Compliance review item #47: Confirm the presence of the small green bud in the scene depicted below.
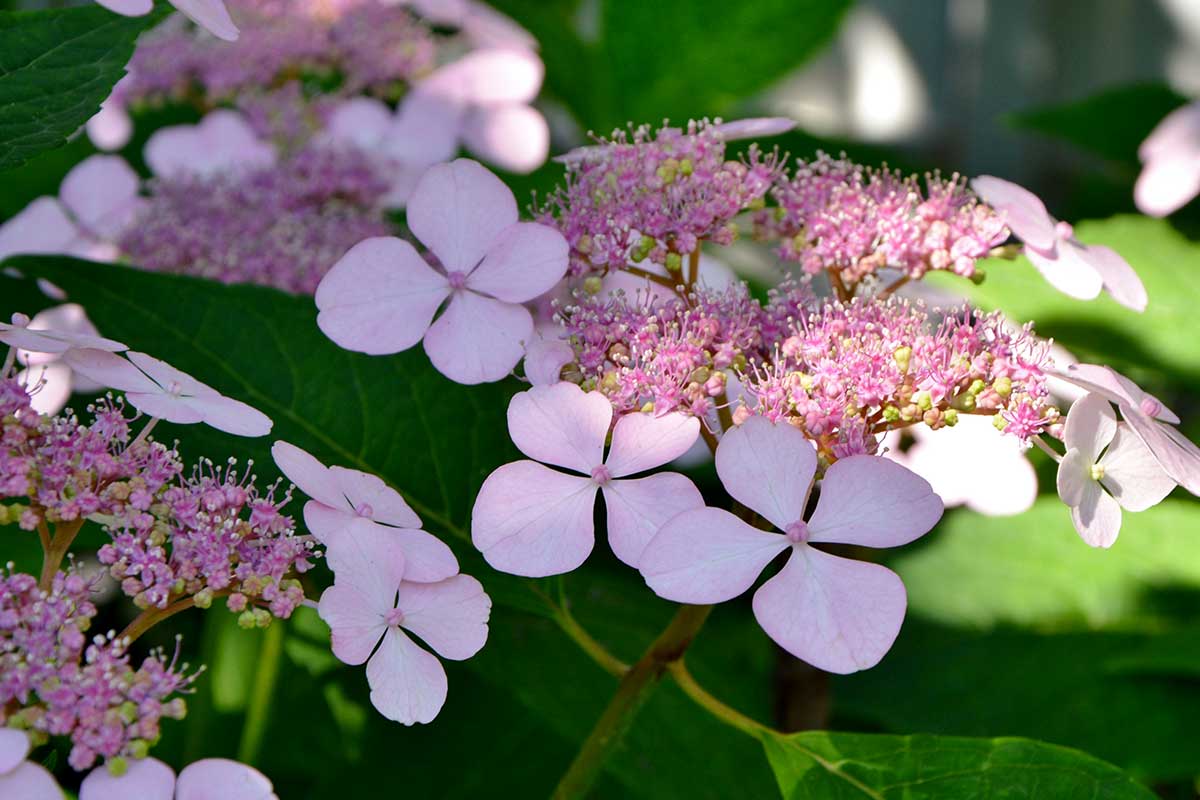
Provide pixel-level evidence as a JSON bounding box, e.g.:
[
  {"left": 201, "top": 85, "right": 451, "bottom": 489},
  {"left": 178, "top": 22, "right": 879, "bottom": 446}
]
[
  {"left": 678, "top": 158, "right": 694, "bottom": 176},
  {"left": 881, "top": 405, "right": 901, "bottom": 423},
  {"left": 107, "top": 757, "right": 129, "bottom": 777},
  {"left": 238, "top": 610, "right": 257, "bottom": 630},
  {"left": 893, "top": 346, "right": 912, "bottom": 372},
  {"left": 952, "top": 393, "right": 977, "bottom": 412},
  {"left": 194, "top": 589, "right": 213, "bottom": 610},
  {"left": 992, "top": 376, "right": 1012, "bottom": 397},
  {"left": 664, "top": 252, "right": 683, "bottom": 273},
  {"left": 967, "top": 379, "right": 986, "bottom": 396},
  {"left": 969, "top": 270, "right": 987, "bottom": 286},
  {"left": 943, "top": 409, "right": 959, "bottom": 427},
  {"left": 992, "top": 413, "right": 1008, "bottom": 431},
  {"left": 914, "top": 391, "right": 933, "bottom": 411},
  {"left": 128, "top": 739, "right": 150, "bottom": 760},
  {"left": 119, "top": 701, "right": 138, "bottom": 724}
]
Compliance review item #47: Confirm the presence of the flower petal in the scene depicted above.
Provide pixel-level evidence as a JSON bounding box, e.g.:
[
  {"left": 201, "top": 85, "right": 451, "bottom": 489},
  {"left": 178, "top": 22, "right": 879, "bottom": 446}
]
[
  {"left": 970, "top": 175, "right": 1057, "bottom": 252},
  {"left": 1069, "top": 478, "right": 1122, "bottom": 548},
  {"left": 176, "top": 759, "right": 277, "bottom": 800},
  {"left": 711, "top": 117, "right": 796, "bottom": 140},
  {"left": 366, "top": 627, "right": 448, "bottom": 725},
  {"left": 1056, "top": 448, "right": 1091, "bottom": 508},
  {"left": 602, "top": 472, "right": 705, "bottom": 567},
  {"left": 329, "top": 466, "right": 422, "bottom": 529},
  {"left": 145, "top": 111, "right": 273, "bottom": 178},
  {"left": 316, "top": 236, "right": 450, "bottom": 356},
  {"left": 1140, "top": 101, "right": 1200, "bottom": 162},
  {"left": 317, "top": 582, "right": 387, "bottom": 665},
  {"left": 1060, "top": 363, "right": 1179, "bottom": 424},
  {"left": 80, "top": 757, "right": 175, "bottom": 800},
  {"left": 321, "top": 516, "right": 459, "bottom": 583},
  {"left": 1063, "top": 393, "right": 1117, "bottom": 460},
  {"left": 1084, "top": 244, "right": 1147, "bottom": 311},
  {"left": 180, "top": 395, "right": 273, "bottom": 437},
  {"left": 407, "top": 159, "right": 518, "bottom": 274},
  {"left": 388, "top": 91, "right": 463, "bottom": 167},
  {"left": 466, "top": 222, "right": 568, "bottom": 303},
  {"left": 423, "top": 290, "right": 532, "bottom": 384},
  {"left": 471, "top": 460, "right": 598, "bottom": 577},
  {"left": 461, "top": 104, "right": 550, "bottom": 174},
  {"left": 0, "top": 761, "right": 63, "bottom": 800},
  {"left": 639, "top": 507, "right": 788, "bottom": 603},
  {"left": 94, "top": 0, "right": 153, "bottom": 14},
  {"left": 715, "top": 416, "right": 816, "bottom": 530},
  {"left": 806, "top": 455, "right": 943, "bottom": 548},
  {"left": 523, "top": 337, "right": 574, "bottom": 386},
  {"left": 752, "top": 546, "right": 908, "bottom": 674},
  {"left": 167, "top": 0, "right": 240, "bottom": 41},
  {"left": 319, "top": 97, "right": 394, "bottom": 151},
  {"left": 396, "top": 574, "right": 491, "bottom": 660},
  {"left": 271, "top": 441, "right": 346, "bottom": 509},
  {"left": 0, "top": 197, "right": 82, "bottom": 260},
  {"left": 1121, "top": 409, "right": 1200, "bottom": 497},
  {"left": 1025, "top": 242, "right": 1104, "bottom": 301},
  {"left": 506, "top": 382, "right": 611, "bottom": 473},
  {"left": 1100, "top": 424, "right": 1177, "bottom": 511},
  {"left": 59, "top": 155, "right": 142, "bottom": 241},
  {"left": 0, "top": 729, "right": 30, "bottom": 774},
  {"left": 62, "top": 349, "right": 159, "bottom": 393},
  {"left": 420, "top": 48, "right": 543, "bottom": 105},
  {"left": 320, "top": 518, "right": 407, "bottom": 612},
  {"left": 605, "top": 411, "right": 700, "bottom": 478},
  {"left": 1135, "top": 155, "right": 1200, "bottom": 217}
]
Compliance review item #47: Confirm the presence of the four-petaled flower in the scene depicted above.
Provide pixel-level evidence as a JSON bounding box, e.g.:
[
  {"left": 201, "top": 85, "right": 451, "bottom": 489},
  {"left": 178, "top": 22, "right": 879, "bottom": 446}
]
[
  {"left": 1056, "top": 393, "right": 1175, "bottom": 548},
  {"left": 318, "top": 525, "right": 491, "bottom": 725},
  {"left": 472, "top": 382, "right": 703, "bottom": 576},
  {"left": 80, "top": 756, "right": 277, "bottom": 800},
  {"left": 639, "top": 416, "right": 943, "bottom": 674},
  {"left": 271, "top": 441, "right": 458, "bottom": 582},
  {"left": 971, "top": 176, "right": 1147, "bottom": 311},
  {"left": 64, "top": 349, "right": 272, "bottom": 437},
  {"left": 316, "top": 159, "right": 568, "bottom": 384}
]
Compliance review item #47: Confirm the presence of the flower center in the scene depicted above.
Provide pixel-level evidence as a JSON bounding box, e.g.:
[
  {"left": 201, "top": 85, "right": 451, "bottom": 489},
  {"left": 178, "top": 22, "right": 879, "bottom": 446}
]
[
  {"left": 590, "top": 465, "right": 612, "bottom": 485},
  {"left": 1054, "top": 220, "right": 1074, "bottom": 240},
  {"left": 785, "top": 520, "right": 809, "bottom": 543},
  {"left": 355, "top": 502, "right": 374, "bottom": 518},
  {"left": 383, "top": 607, "right": 404, "bottom": 627},
  {"left": 446, "top": 270, "right": 469, "bottom": 290},
  {"left": 1089, "top": 463, "right": 1106, "bottom": 481},
  {"left": 1140, "top": 397, "right": 1162, "bottom": 417}
]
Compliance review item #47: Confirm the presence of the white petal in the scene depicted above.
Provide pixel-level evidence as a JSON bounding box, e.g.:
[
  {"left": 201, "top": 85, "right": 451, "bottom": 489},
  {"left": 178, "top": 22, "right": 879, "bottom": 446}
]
[{"left": 1100, "top": 424, "right": 1177, "bottom": 512}]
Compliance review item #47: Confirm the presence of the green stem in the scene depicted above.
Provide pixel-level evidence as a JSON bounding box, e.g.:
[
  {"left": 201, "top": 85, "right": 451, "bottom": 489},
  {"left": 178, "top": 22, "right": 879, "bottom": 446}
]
[
  {"left": 667, "top": 661, "right": 770, "bottom": 738},
  {"left": 238, "top": 619, "right": 285, "bottom": 765},
  {"left": 553, "top": 604, "right": 629, "bottom": 678},
  {"left": 39, "top": 518, "right": 84, "bottom": 590},
  {"left": 551, "top": 604, "right": 713, "bottom": 799}
]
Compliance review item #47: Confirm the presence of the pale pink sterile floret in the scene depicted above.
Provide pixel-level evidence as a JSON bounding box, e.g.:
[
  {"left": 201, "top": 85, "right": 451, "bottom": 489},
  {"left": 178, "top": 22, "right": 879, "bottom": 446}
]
[
  {"left": 1135, "top": 101, "right": 1200, "bottom": 217},
  {"left": 271, "top": 441, "right": 458, "bottom": 582},
  {"left": 1056, "top": 393, "right": 1176, "bottom": 548},
  {"left": 11, "top": 304, "right": 116, "bottom": 415},
  {"left": 94, "top": 0, "right": 240, "bottom": 42},
  {"left": 970, "top": 175, "right": 1147, "bottom": 311},
  {"left": 1, "top": 310, "right": 125, "bottom": 356},
  {"left": 317, "top": 526, "right": 491, "bottom": 725},
  {"left": 471, "top": 382, "right": 704, "bottom": 575},
  {"left": 639, "top": 416, "right": 943, "bottom": 674},
  {"left": 80, "top": 756, "right": 278, "bottom": 800},
  {"left": 0, "top": 729, "right": 61, "bottom": 800},
  {"left": 145, "top": 111, "right": 276, "bottom": 180},
  {"left": 1056, "top": 363, "right": 1200, "bottom": 497},
  {"left": 63, "top": 349, "right": 272, "bottom": 437},
  {"left": 315, "top": 159, "right": 569, "bottom": 384},
  {"left": 883, "top": 415, "right": 1037, "bottom": 517}
]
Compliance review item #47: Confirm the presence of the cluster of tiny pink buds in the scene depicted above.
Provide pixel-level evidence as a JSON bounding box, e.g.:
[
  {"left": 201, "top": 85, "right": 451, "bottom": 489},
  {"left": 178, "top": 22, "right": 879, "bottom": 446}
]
[
  {"left": 99, "top": 457, "right": 314, "bottom": 621},
  {"left": 540, "top": 120, "right": 782, "bottom": 277},
  {"left": 754, "top": 153, "right": 1009, "bottom": 284},
  {"left": 743, "top": 296, "right": 1060, "bottom": 459},
  {"left": 0, "top": 567, "right": 194, "bottom": 772}
]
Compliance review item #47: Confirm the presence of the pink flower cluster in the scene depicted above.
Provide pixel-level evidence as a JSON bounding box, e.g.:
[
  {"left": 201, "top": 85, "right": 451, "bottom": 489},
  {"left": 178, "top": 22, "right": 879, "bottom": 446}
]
[
  {"left": 539, "top": 120, "right": 782, "bottom": 277},
  {"left": 0, "top": 568, "right": 193, "bottom": 771},
  {"left": 754, "top": 154, "right": 1009, "bottom": 283}
]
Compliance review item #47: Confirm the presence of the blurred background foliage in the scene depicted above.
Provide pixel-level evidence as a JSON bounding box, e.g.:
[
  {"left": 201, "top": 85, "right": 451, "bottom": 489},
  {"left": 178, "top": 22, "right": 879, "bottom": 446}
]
[{"left": 4, "top": 0, "right": 1200, "bottom": 797}]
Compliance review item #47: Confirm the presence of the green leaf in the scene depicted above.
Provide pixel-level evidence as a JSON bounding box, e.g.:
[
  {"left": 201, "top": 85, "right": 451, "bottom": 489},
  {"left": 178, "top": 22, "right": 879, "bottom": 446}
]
[
  {"left": 762, "top": 730, "right": 1155, "bottom": 799},
  {"left": 0, "top": 5, "right": 160, "bottom": 173},
  {"left": 1008, "top": 83, "right": 1186, "bottom": 167},
  {"left": 892, "top": 498, "right": 1200, "bottom": 631}
]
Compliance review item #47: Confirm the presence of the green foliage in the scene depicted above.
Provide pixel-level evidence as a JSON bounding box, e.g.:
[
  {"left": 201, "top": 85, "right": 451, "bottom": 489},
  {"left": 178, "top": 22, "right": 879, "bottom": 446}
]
[
  {"left": 0, "top": 5, "right": 160, "bottom": 173},
  {"left": 762, "top": 730, "right": 1155, "bottom": 799}
]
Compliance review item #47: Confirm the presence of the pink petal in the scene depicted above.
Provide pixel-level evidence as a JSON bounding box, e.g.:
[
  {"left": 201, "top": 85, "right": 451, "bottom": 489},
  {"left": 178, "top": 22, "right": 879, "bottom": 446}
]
[
  {"left": 320, "top": 519, "right": 407, "bottom": 613},
  {"left": 0, "top": 729, "right": 30, "bottom": 774},
  {"left": 465, "top": 222, "right": 568, "bottom": 303},
  {"left": 0, "top": 761, "right": 63, "bottom": 800},
  {"left": 396, "top": 574, "right": 491, "bottom": 660},
  {"left": 1025, "top": 242, "right": 1104, "bottom": 301},
  {"left": 506, "top": 382, "right": 611, "bottom": 473},
  {"left": 1, "top": 321, "right": 124, "bottom": 355},
  {"left": 145, "top": 111, "right": 273, "bottom": 178},
  {"left": 806, "top": 455, "right": 943, "bottom": 548},
  {"left": 420, "top": 49, "right": 544, "bottom": 105},
  {"left": 179, "top": 394, "right": 272, "bottom": 437},
  {"left": 1100, "top": 424, "right": 1177, "bottom": 511},
  {"left": 319, "top": 516, "right": 459, "bottom": 583},
  {"left": 271, "top": 441, "right": 345, "bottom": 509},
  {"left": 366, "top": 627, "right": 448, "bottom": 725},
  {"left": 388, "top": 91, "right": 463, "bottom": 167},
  {"left": 523, "top": 337, "right": 574, "bottom": 386},
  {"left": 970, "top": 175, "right": 1057, "bottom": 252},
  {"left": 94, "top": 0, "right": 153, "bottom": 14},
  {"left": 1069, "top": 478, "right": 1122, "bottom": 548},
  {"left": 176, "top": 759, "right": 277, "bottom": 800},
  {"left": 604, "top": 411, "right": 700, "bottom": 478},
  {"left": 639, "top": 507, "right": 788, "bottom": 603},
  {"left": 470, "top": 460, "right": 598, "bottom": 577},
  {"left": 1063, "top": 393, "right": 1117, "bottom": 460},
  {"left": 124, "top": 391, "right": 205, "bottom": 425},
  {"left": 714, "top": 416, "right": 816, "bottom": 530},
  {"left": 458, "top": 1, "right": 538, "bottom": 49},
  {"left": 0, "top": 197, "right": 82, "bottom": 260},
  {"left": 601, "top": 472, "right": 705, "bottom": 567},
  {"left": 167, "top": 0, "right": 239, "bottom": 42},
  {"left": 18, "top": 363, "right": 73, "bottom": 416},
  {"left": 317, "top": 582, "right": 386, "bottom": 665},
  {"left": 1056, "top": 448, "right": 1091, "bottom": 508},
  {"left": 329, "top": 466, "right": 422, "bottom": 529},
  {"left": 753, "top": 546, "right": 907, "bottom": 674},
  {"left": 320, "top": 97, "right": 394, "bottom": 151},
  {"left": 87, "top": 92, "right": 133, "bottom": 151},
  {"left": 1135, "top": 156, "right": 1200, "bottom": 217},
  {"left": 80, "top": 757, "right": 175, "bottom": 800},
  {"left": 20, "top": 304, "right": 105, "bottom": 365},
  {"left": 62, "top": 349, "right": 158, "bottom": 393},
  {"left": 422, "top": 290, "right": 532, "bottom": 384},
  {"left": 315, "top": 236, "right": 450, "bottom": 356},
  {"left": 59, "top": 155, "right": 142, "bottom": 241},
  {"left": 1122, "top": 409, "right": 1200, "bottom": 497},
  {"left": 711, "top": 117, "right": 796, "bottom": 140},
  {"left": 1139, "top": 101, "right": 1200, "bottom": 162},
  {"left": 1061, "top": 363, "right": 1179, "bottom": 424},
  {"left": 461, "top": 104, "right": 550, "bottom": 174},
  {"left": 1084, "top": 244, "right": 1147, "bottom": 311},
  {"left": 407, "top": 159, "right": 518, "bottom": 274}
]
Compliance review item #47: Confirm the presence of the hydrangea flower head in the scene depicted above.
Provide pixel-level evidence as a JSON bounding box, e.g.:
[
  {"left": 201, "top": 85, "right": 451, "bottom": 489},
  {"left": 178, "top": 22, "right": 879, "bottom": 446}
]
[
  {"left": 472, "top": 382, "right": 703, "bottom": 575},
  {"left": 316, "top": 159, "right": 569, "bottom": 384},
  {"left": 639, "top": 416, "right": 943, "bottom": 673}
]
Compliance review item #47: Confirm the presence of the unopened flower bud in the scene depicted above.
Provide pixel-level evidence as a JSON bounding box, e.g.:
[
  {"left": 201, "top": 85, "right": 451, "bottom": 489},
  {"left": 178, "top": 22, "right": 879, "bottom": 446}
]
[
  {"left": 992, "top": 376, "right": 1012, "bottom": 397},
  {"left": 967, "top": 379, "right": 986, "bottom": 396},
  {"left": 881, "top": 405, "right": 900, "bottom": 422},
  {"left": 665, "top": 252, "right": 683, "bottom": 273},
  {"left": 194, "top": 589, "right": 213, "bottom": 609},
  {"left": 238, "top": 611, "right": 257, "bottom": 629},
  {"left": 582, "top": 276, "right": 603, "bottom": 295},
  {"left": 943, "top": 409, "right": 959, "bottom": 426},
  {"left": 952, "top": 393, "right": 977, "bottom": 412},
  {"left": 108, "top": 757, "right": 129, "bottom": 777},
  {"left": 914, "top": 391, "right": 933, "bottom": 411},
  {"left": 893, "top": 346, "right": 912, "bottom": 371}
]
